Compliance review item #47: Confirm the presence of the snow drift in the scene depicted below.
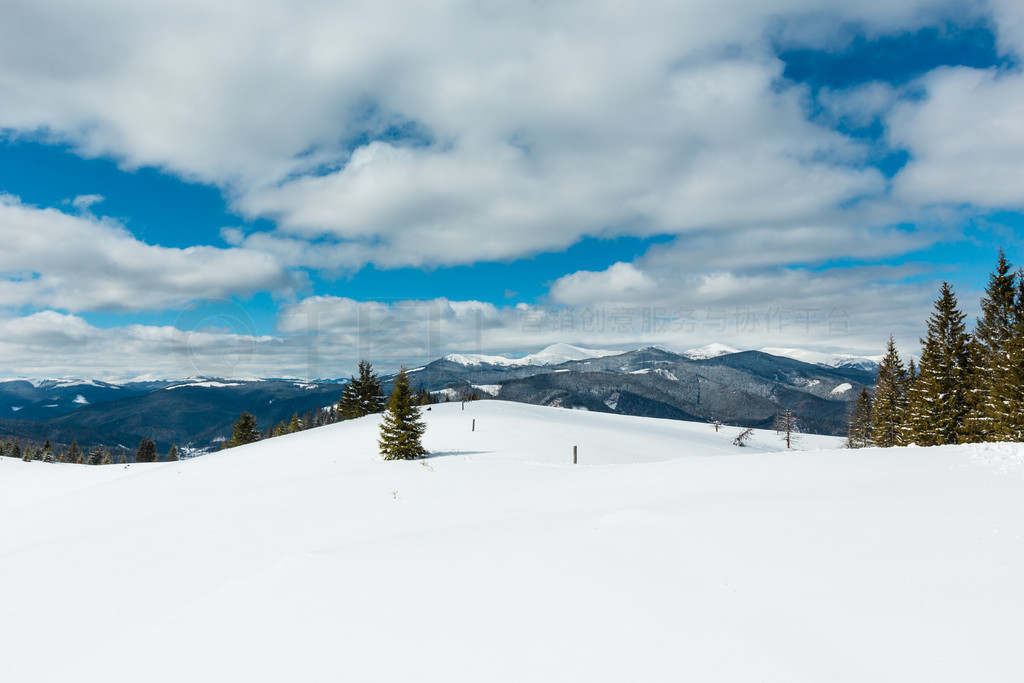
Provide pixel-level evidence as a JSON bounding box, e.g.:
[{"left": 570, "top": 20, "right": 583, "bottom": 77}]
[{"left": 1, "top": 401, "right": 1022, "bottom": 682}]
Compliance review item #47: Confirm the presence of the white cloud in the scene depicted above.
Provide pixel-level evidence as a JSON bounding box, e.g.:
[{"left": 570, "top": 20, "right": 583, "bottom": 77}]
[
  {"left": 889, "top": 67, "right": 1024, "bottom": 209},
  {"left": 0, "top": 0, "right": 972, "bottom": 273},
  {"left": 0, "top": 195, "right": 291, "bottom": 312}
]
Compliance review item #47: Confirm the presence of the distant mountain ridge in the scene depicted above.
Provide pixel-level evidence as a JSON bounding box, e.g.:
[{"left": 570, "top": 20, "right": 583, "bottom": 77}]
[{"left": 0, "top": 343, "right": 878, "bottom": 452}]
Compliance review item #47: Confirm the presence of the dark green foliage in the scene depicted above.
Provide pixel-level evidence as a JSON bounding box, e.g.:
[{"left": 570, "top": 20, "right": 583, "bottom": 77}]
[
  {"left": 847, "top": 386, "right": 873, "bottom": 448},
  {"left": 87, "top": 446, "right": 105, "bottom": 466},
  {"left": 378, "top": 367, "right": 428, "bottom": 460},
  {"left": 167, "top": 445, "right": 179, "bottom": 462},
  {"left": 67, "top": 439, "right": 81, "bottom": 464},
  {"left": 905, "top": 282, "right": 974, "bottom": 446},
  {"left": 135, "top": 438, "right": 157, "bottom": 463},
  {"left": 870, "top": 336, "right": 908, "bottom": 447},
  {"left": 225, "top": 412, "right": 262, "bottom": 449},
  {"left": 339, "top": 361, "right": 386, "bottom": 419}
]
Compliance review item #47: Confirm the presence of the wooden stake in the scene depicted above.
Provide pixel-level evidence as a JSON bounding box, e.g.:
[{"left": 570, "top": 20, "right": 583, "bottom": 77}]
[
  {"left": 573, "top": 445, "right": 577, "bottom": 465},
  {"left": 472, "top": 419, "right": 475, "bottom": 432}
]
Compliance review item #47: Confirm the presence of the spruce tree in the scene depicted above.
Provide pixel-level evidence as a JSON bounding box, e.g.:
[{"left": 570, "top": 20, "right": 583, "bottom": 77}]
[
  {"left": 906, "top": 282, "right": 974, "bottom": 445},
  {"left": 135, "top": 438, "right": 157, "bottom": 463},
  {"left": 167, "top": 445, "right": 179, "bottom": 462},
  {"left": 966, "top": 250, "right": 1017, "bottom": 440},
  {"left": 870, "top": 336, "right": 908, "bottom": 447},
  {"left": 378, "top": 366, "right": 428, "bottom": 460},
  {"left": 847, "top": 386, "right": 873, "bottom": 448},
  {"left": 225, "top": 412, "right": 262, "bottom": 448},
  {"left": 87, "top": 446, "right": 105, "bottom": 466},
  {"left": 67, "top": 439, "right": 81, "bottom": 464},
  {"left": 339, "top": 360, "right": 386, "bottom": 419}
]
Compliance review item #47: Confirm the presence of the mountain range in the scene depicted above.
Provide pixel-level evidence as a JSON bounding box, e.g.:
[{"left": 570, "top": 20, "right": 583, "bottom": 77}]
[{"left": 0, "top": 344, "right": 877, "bottom": 453}]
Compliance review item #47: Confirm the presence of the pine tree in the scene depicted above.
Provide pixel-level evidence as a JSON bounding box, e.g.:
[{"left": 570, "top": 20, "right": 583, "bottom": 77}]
[
  {"left": 906, "top": 282, "right": 974, "bottom": 446},
  {"left": 847, "top": 386, "right": 873, "bottom": 448},
  {"left": 963, "top": 250, "right": 1016, "bottom": 440},
  {"left": 167, "top": 445, "right": 179, "bottom": 462},
  {"left": 87, "top": 446, "right": 105, "bottom": 466},
  {"left": 773, "top": 409, "right": 799, "bottom": 449},
  {"left": 225, "top": 412, "right": 262, "bottom": 449},
  {"left": 67, "top": 439, "right": 81, "bottom": 464},
  {"left": 339, "top": 361, "right": 386, "bottom": 419},
  {"left": 135, "top": 438, "right": 157, "bottom": 463},
  {"left": 101, "top": 450, "right": 113, "bottom": 465},
  {"left": 273, "top": 421, "right": 288, "bottom": 437},
  {"left": 378, "top": 367, "right": 428, "bottom": 460},
  {"left": 870, "top": 336, "right": 908, "bottom": 447}
]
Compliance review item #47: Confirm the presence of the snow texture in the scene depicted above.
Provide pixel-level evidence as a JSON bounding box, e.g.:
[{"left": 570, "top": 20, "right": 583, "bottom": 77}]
[{"left": 1, "top": 401, "right": 1022, "bottom": 682}]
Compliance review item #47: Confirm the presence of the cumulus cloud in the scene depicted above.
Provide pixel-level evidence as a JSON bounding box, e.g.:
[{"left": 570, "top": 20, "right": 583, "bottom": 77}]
[
  {"left": 0, "top": 0, "right": 978, "bottom": 273},
  {"left": 0, "top": 195, "right": 291, "bottom": 312},
  {"left": 888, "top": 67, "right": 1024, "bottom": 209}
]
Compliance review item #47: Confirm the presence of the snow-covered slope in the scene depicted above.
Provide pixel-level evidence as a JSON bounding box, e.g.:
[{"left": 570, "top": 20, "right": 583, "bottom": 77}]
[
  {"left": 2, "top": 402, "right": 1022, "bottom": 682},
  {"left": 444, "top": 342, "right": 617, "bottom": 367}
]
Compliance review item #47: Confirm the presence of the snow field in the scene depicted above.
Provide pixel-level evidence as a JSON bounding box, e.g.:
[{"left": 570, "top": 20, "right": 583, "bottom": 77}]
[{"left": 1, "top": 401, "right": 1022, "bottom": 682}]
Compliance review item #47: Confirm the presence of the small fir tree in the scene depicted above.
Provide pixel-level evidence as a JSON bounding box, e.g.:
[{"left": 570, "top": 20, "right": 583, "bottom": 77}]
[
  {"left": 847, "top": 386, "right": 873, "bottom": 448},
  {"left": 167, "top": 445, "right": 179, "bottom": 462},
  {"left": 870, "top": 336, "right": 908, "bottom": 447},
  {"left": 906, "top": 282, "right": 974, "bottom": 446},
  {"left": 339, "top": 361, "right": 386, "bottom": 419},
  {"left": 378, "top": 367, "right": 428, "bottom": 460},
  {"left": 135, "top": 438, "right": 157, "bottom": 463},
  {"left": 225, "top": 412, "right": 262, "bottom": 448},
  {"left": 67, "top": 439, "right": 82, "bottom": 464}
]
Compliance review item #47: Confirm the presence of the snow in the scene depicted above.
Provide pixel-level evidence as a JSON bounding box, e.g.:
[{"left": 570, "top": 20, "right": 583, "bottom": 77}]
[
  {"left": 10, "top": 406, "right": 22, "bottom": 412},
  {"left": 444, "top": 343, "right": 617, "bottom": 367},
  {"left": 164, "top": 381, "right": 243, "bottom": 390},
  {"left": 1, "top": 401, "right": 1022, "bottom": 682},
  {"left": 829, "top": 382, "right": 854, "bottom": 396},
  {"left": 684, "top": 342, "right": 741, "bottom": 359},
  {"left": 471, "top": 384, "right": 501, "bottom": 396},
  {"left": 73, "top": 394, "right": 89, "bottom": 404},
  {"left": 760, "top": 346, "right": 882, "bottom": 371}
]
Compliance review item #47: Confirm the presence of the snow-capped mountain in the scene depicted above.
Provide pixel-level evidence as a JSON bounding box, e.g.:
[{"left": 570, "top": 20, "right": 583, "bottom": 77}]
[
  {"left": 443, "top": 343, "right": 618, "bottom": 367},
  {"left": 758, "top": 347, "right": 881, "bottom": 372},
  {"left": 684, "top": 342, "right": 741, "bottom": 360}
]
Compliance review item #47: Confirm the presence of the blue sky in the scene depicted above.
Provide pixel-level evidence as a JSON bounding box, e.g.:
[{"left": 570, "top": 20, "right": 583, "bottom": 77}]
[{"left": 1, "top": 0, "right": 1023, "bottom": 378}]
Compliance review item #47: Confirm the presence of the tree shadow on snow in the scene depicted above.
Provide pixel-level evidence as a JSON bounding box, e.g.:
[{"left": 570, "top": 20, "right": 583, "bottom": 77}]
[{"left": 422, "top": 450, "right": 493, "bottom": 459}]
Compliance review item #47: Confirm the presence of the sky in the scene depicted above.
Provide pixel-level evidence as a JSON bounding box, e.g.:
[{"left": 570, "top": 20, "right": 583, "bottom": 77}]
[{"left": 2, "top": 0, "right": 1024, "bottom": 379}]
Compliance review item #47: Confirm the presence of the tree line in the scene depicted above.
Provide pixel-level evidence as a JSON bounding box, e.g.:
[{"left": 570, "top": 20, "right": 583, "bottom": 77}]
[
  {"left": 0, "top": 435, "right": 178, "bottom": 465},
  {"left": 848, "top": 249, "right": 1024, "bottom": 447},
  {"left": 223, "top": 360, "right": 433, "bottom": 460}
]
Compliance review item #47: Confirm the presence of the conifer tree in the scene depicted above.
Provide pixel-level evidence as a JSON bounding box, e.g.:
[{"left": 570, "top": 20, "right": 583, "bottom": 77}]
[
  {"left": 378, "top": 366, "right": 428, "bottom": 460},
  {"left": 87, "top": 446, "right": 105, "bottom": 466},
  {"left": 968, "top": 250, "right": 1018, "bottom": 440},
  {"left": 67, "top": 439, "right": 81, "bottom": 464},
  {"left": 870, "top": 336, "right": 908, "bottom": 447},
  {"left": 273, "top": 421, "right": 288, "bottom": 437},
  {"left": 847, "top": 386, "right": 873, "bottom": 448},
  {"left": 906, "top": 282, "right": 974, "bottom": 445},
  {"left": 167, "top": 445, "right": 179, "bottom": 462},
  {"left": 225, "top": 412, "right": 262, "bottom": 448},
  {"left": 12, "top": 438, "right": 21, "bottom": 460},
  {"left": 339, "top": 360, "right": 386, "bottom": 419},
  {"left": 135, "top": 438, "right": 157, "bottom": 463},
  {"left": 101, "top": 451, "right": 113, "bottom": 465}
]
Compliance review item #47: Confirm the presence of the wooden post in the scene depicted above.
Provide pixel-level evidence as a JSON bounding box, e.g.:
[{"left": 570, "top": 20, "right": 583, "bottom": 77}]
[
  {"left": 573, "top": 445, "right": 577, "bottom": 465},
  {"left": 472, "top": 419, "right": 475, "bottom": 432}
]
